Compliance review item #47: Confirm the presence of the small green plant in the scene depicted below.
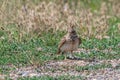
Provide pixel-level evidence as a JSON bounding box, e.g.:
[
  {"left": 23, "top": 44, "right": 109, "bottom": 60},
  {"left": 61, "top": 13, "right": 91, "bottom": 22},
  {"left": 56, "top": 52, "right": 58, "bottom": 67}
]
[
  {"left": 76, "top": 64, "right": 112, "bottom": 72},
  {"left": 18, "top": 75, "right": 85, "bottom": 80},
  {"left": 0, "top": 0, "right": 120, "bottom": 79}
]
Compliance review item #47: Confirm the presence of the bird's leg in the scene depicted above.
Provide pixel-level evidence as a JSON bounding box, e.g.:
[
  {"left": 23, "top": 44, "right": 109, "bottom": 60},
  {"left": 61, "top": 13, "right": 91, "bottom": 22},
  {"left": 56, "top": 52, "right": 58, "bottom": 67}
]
[
  {"left": 67, "top": 51, "right": 74, "bottom": 59},
  {"left": 64, "top": 54, "right": 67, "bottom": 60},
  {"left": 64, "top": 52, "right": 69, "bottom": 60},
  {"left": 68, "top": 51, "right": 81, "bottom": 60},
  {"left": 62, "top": 51, "right": 67, "bottom": 60}
]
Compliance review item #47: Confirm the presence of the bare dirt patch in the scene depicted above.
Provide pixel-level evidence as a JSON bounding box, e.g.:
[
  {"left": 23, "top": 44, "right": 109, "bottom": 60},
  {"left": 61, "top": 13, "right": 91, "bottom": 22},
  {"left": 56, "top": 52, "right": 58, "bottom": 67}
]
[{"left": 7, "top": 59, "right": 120, "bottom": 80}]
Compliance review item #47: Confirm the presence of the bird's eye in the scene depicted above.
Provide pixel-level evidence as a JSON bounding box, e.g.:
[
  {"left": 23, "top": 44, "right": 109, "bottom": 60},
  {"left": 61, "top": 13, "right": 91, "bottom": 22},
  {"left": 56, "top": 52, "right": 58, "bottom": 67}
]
[{"left": 72, "top": 31, "right": 75, "bottom": 33}]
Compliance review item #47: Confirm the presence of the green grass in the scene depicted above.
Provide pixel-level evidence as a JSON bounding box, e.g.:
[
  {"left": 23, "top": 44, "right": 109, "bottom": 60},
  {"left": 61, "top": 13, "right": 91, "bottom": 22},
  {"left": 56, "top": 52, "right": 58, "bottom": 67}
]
[
  {"left": 17, "top": 75, "right": 85, "bottom": 80},
  {"left": 0, "top": 18, "right": 120, "bottom": 73},
  {"left": 0, "top": 31, "right": 66, "bottom": 66},
  {"left": 76, "top": 64, "right": 112, "bottom": 72},
  {"left": 0, "top": 0, "right": 120, "bottom": 79},
  {"left": 0, "top": 29, "right": 119, "bottom": 65},
  {"left": 75, "top": 37, "right": 120, "bottom": 60}
]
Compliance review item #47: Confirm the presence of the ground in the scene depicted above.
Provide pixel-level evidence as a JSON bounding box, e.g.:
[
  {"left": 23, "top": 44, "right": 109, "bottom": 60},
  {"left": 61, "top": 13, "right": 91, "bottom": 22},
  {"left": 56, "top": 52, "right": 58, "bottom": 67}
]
[
  {"left": 1, "top": 48, "right": 120, "bottom": 80},
  {"left": 0, "top": 0, "right": 120, "bottom": 80},
  {"left": 1, "top": 57, "right": 120, "bottom": 80}
]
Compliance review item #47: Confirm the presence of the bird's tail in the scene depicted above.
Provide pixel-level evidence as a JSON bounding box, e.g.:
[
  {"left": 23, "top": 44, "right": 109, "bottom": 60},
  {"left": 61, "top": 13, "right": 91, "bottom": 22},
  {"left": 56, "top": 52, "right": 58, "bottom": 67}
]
[{"left": 57, "top": 49, "right": 61, "bottom": 54}]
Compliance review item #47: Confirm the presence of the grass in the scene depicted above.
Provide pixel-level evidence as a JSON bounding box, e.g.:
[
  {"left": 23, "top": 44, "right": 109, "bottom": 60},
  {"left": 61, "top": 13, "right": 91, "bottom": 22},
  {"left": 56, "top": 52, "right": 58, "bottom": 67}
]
[
  {"left": 76, "top": 64, "right": 112, "bottom": 72},
  {"left": 17, "top": 75, "right": 85, "bottom": 80},
  {"left": 0, "top": 27, "right": 119, "bottom": 74},
  {"left": 0, "top": 23, "right": 120, "bottom": 79},
  {"left": 0, "top": 31, "right": 63, "bottom": 64},
  {"left": 75, "top": 37, "right": 120, "bottom": 60},
  {"left": 0, "top": 28, "right": 119, "bottom": 65},
  {"left": 0, "top": 0, "right": 120, "bottom": 79}
]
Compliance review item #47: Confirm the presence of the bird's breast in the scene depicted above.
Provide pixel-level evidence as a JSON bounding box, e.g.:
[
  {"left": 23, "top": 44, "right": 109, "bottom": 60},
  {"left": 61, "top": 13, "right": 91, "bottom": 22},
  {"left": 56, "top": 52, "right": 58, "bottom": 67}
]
[{"left": 60, "top": 38, "right": 79, "bottom": 52}]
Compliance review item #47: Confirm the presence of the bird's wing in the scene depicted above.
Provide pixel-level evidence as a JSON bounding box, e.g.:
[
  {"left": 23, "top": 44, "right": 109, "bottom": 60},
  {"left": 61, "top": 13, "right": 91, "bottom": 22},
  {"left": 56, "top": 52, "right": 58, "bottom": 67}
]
[
  {"left": 58, "top": 37, "right": 66, "bottom": 49},
  {"left": 78, "top": 37, "right": 82, "bottom": 45}
]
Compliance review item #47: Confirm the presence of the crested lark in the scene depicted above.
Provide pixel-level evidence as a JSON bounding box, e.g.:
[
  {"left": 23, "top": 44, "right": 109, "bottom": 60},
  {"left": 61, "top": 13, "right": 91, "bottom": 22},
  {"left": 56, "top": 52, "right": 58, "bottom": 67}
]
[{"left": 57, "top": 25, "right": 81, "bottom": 59}]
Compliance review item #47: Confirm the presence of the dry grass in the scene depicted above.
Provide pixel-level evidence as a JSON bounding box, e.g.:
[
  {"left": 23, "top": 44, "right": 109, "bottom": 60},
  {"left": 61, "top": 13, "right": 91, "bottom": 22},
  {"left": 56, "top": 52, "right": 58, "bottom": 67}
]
[
  {"left": 0, "top": 0, "right": 120, "bottom": 40},
  {"left": 0, "top": 1, "right": 120, "bottom": 79}
]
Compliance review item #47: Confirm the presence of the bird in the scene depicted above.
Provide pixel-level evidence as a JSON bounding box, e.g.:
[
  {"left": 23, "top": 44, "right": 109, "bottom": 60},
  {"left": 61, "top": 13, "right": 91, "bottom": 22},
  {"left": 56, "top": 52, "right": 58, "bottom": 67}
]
[{"left": 57, "top": 25, "right": 82, "bottom": 59}]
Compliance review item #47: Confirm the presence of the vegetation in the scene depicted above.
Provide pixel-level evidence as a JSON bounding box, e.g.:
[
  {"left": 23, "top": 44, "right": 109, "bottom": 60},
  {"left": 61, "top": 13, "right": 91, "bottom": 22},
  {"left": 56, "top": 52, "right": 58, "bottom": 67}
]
[{"left": 0, "top": 0, "right": 120, "bottom": 79}]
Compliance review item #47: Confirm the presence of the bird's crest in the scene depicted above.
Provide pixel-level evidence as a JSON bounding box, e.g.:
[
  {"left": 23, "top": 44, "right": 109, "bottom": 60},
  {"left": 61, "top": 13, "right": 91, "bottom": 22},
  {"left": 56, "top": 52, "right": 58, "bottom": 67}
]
[{"left": 68, "top": 24, "right": 75, "bottom": 33}]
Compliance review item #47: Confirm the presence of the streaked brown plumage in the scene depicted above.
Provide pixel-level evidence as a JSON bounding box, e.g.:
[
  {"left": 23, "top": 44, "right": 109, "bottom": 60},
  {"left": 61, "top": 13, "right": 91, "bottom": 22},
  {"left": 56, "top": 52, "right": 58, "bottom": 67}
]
[{"left": 57, "top": 25, "right": 81, "bottom": 56}]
